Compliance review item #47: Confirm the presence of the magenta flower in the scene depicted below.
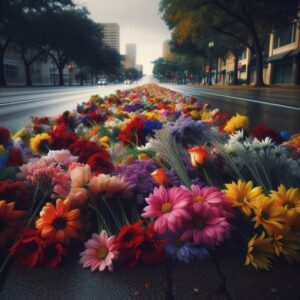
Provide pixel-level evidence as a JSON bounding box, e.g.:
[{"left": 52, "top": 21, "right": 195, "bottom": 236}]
[
  {"left": 185, "top": 185, "right": 234, "bottom": 219},
  {"left": 181, "top": 203, "right": 231, "bottom": 248},
  {"left": 141, "top": 186, "right": 191, "bottom": 235},
  {"left": 79, "top": 231, "right": 118, "bottom": 272}
]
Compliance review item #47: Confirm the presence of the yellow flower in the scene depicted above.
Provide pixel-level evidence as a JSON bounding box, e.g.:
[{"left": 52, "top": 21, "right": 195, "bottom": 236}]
[
  {"left": 272, "top": 234, "right": 283, "bottom": 256},
  {"left": 190, "top": 110, "right": 201, "bottom": 120},
  {"left": 245, "top": 232, "right": 275, "bottom": 270},
  {"left": 98, "top": 136, "right": 110, "bottom": 149},
  {"left": 30, "top": 133, "right": 52, "bottom": 153},
  {"left": 280, "top": 233, "right": 300, "bottom": 265},
  {"left": 224, "top": 113, "right": 249, "bottom": 134},
  {"left": 270, "top": 185, "right": 300, "bottom": 217},
  {"left": 0, "top": 145, "right": 4, "bottom": 151},
  {"left": 201, "top": 111, "right": 213, "bottom": 121},
  {"left": 253, "top": 197, "right": 286, "bottom": 235},
  {"left": 223, "top": 180, "right": 264, "bottom": 216},
  {"left": 145, "top": 111, "right": 161, "bottom": 121},
  {"left": 13, "top": 128, "right": 31, "bottom": 142}
]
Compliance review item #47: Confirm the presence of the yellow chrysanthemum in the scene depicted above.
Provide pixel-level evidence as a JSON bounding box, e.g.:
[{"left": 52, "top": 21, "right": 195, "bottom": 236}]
[
  {"left": 12, "top": 128, "right": 31, "bottom": 142},
  {"left": 223, "top": 113, "right": 249, "bottom": 134},
  {"left": 30, "top": 133, "right": 52, "bottom": 153},
  {"left": 245, "top": 232, "right": 275, "bottom": 270},
  {"left": 270, "top": 185, "right": 300, "bottom": 217},
  {"left": 253, "top": 197, "right": 286, "bottom": 235},
  {"left": 98, "top": 136, "right": 110, "bottom": 149},
  {"left": 223, "top": 180, "right": 264, "bottom": 216}
]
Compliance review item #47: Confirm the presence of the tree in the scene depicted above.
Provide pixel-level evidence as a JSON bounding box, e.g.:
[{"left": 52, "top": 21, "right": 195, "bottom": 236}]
[
  {"left": 160, "top": 0, "right": 297, "bottom": 86},
  {"left": 41, "top": 7, "right": 102, "bottom": 86},
  {"left": 0, "top": 0, "right": 74, "bottom": 86}
]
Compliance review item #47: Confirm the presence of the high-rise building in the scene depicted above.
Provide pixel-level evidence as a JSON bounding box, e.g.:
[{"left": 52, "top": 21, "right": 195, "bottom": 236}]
[
  {"left": 100, "top": 23, "right": 120, "bottom": 53},
  {"left": 163, "top": 40, "right": 171, "bottom": 59},
  {"left": 125, "top": 44, "right": 137, "bottom": 68}
]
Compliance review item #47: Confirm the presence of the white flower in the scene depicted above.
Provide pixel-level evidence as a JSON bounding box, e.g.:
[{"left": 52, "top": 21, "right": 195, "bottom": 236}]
[{"left": 228, "top": 130, "right": 244, "bottom": 145}]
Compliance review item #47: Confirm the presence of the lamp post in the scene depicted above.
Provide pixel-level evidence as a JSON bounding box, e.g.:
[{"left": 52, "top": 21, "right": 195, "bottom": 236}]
[{"left": 208, "top": 41, "right": 214, "bottom": 85}]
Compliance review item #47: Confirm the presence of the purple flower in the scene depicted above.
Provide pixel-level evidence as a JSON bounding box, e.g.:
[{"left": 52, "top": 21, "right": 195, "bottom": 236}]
[
  {"left": 164, "top": 233, "right": 210, "bottom": 263},
  {"left": 171, "top": 117, "right": 210, "bottom": 146}
]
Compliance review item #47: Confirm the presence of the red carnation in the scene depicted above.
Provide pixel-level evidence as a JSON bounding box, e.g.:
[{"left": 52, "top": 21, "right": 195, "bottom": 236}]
[
  {"left": 86, "top": 153, "right": 114, "bottom": 175},
  {"left": 252, "top": 124, "right": 283, "bottom": 145},
  {"left": 7, "top": 148, "right": 23, "bottom": 167},
  {"left": 0, "top": 127, "right": 10, "bottom": 146},
  {"left": 10, "top": 229, "right": 44, "bottom": 268},
  {"left": 42, "top": 240, "right": 67, "bottom": 268}
]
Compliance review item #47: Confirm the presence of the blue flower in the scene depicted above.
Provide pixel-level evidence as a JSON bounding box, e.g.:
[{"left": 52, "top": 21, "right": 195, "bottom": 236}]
[
  {"left": 280, "top": 130, "right": 292, "bottom": 141},
  {"left": 143, "top": 120, "right": 163, "bottom": 137}
]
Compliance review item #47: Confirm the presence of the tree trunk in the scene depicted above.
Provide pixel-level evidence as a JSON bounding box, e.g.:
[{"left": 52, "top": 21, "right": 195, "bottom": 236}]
[
  {"left": 24, "top": 62, "right": 32, "bottom": 86},
  {"left": 0, "top": 50, "right": 6, "bottom": 87},
  {"left": 232, "top": 55, "right": 239, "bottom": 85},
  {"left": 250, "top": 31, "right": 264, "bottom": 87},
  {"left": 58, "top": 66, "right": 64, "bottom": 86}
]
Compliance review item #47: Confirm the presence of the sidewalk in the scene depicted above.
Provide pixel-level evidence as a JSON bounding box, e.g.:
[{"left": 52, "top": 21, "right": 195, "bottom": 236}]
[{"left": 1, "top": 249, "right": 300, "bottom": 299}]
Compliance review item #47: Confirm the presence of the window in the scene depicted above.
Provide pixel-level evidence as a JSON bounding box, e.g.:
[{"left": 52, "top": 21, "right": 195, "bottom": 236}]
[
  {"left": 239, "top": 51, "right": 246, "bottom": 60},
  {"left": 5, "top": 64, "right": 18, "bottom": 79},
  {"left": 274, "top": 23, "right": 296, "bottom": 48}
]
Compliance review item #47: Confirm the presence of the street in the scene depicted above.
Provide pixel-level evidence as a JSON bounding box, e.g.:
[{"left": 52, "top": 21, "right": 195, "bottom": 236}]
[
  {"left": 1, "top": 80, "right": 299, "bottom": 133},
  {"left": 162, "top": 84, "right": 300, "bottom": 133}
]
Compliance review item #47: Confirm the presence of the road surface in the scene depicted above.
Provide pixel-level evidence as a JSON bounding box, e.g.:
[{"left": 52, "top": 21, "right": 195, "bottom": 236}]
[
  {"left": 0, "top": 79, "right": 299, "bottom": 133},
  {"left": 161, "top": 84, "right": 300, "bottom": 133}
]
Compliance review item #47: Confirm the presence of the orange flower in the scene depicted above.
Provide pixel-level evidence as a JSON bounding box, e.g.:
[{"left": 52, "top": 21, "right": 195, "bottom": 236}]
[
  {"left": 0, "top": 200, "right": 25, "bottom": 249},
  {"left": 151, "top": 168, "right": 170, "bottom": 186},
  {"left": 36, "top": 199, "right": 81, "bottom": 245},
  {"left": 187, "top": 146, "right": 208, "bottom": 168}
]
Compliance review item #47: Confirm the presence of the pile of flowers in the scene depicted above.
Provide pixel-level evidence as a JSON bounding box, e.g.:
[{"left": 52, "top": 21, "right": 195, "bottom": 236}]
[{"left": 0, "top": 84, "right": 299, "bottom": 273}]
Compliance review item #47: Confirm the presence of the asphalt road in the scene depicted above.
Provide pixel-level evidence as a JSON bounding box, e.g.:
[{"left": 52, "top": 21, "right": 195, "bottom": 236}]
[
  {"left": 161, "top": 84, "right": 300, "bottom": 133},
  {"left": 0, "top": 79, "right": 299, "bottom": 133}
]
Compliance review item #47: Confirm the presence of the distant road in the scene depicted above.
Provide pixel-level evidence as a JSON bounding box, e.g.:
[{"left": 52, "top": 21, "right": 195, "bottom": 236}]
[{"left": 161, "top": 84, "right": 300, "bottom": 133}]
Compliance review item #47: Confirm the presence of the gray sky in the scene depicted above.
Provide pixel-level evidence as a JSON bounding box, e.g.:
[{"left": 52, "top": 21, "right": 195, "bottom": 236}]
[{"left": 76, "top": 0, "right": 171, "bottom": 74}]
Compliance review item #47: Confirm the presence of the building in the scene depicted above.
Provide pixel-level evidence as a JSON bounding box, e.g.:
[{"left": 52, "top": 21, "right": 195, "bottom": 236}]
[
  {"left": 217, "top": 18, "right": 300, "bottom": 86},
  {"left": 99, "top": 23, "right": 120, "bottom": 53},
  {"left": 125, "top": 44, "right": 136, "bottom": 68},
  {"left": 162, "top": 40, "right": 171, "bottom": 59}
]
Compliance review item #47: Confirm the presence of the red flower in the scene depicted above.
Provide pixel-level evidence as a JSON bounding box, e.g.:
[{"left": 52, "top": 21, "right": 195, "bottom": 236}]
[
  {"left": 252, "top": 124, "right": 283, "bottom": 145},
  {"left": 7, "top": 148, "right": 23, "bottom": 167},
  {"left": 50, "top": 129, "right": 79, "bottom": 150},
  {"left": 70, "top": 140, "right": 110, "bottom": 163},
  {"left": 139, "top": 225, "right": 166, "bottom": 265},
  {"left": 115, "top": 220, "right": 144, "bottom": 249},
  {"left": 10, "top": 228, "right": 67, "bottom": 268},
  {"left": 0, "top": 180, "right": 31, "bottom": 210},
  {"left": 118, "top": 117, "right": 146, "bottom": 146},
  {"left": 42, "top": 240, "right": 67, "bottom": 268},
  {"left": 10, "top": 229, "right": 44, "bottom": 267},
  {"left": 115, "top": 221, "right": 166, "bottom": 268},
  {"left": 0, "top": 127, "right": 10, "bottom": 146},
  {"left": 86, "top": 153, "right": 114, "bottom": 175}
]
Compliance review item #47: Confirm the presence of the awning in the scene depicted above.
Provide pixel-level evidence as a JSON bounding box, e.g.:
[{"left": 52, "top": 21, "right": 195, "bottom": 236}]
[
  {"left": 267, "top": 50, "right": 292, "bottom": 63},
  {"left": 288, "top": 47, "right": 300, "bottom": 57}
]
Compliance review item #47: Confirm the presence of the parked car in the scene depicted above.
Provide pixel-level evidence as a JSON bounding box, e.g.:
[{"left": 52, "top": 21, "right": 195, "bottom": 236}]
[
  {"left": 97, "top": 78, "right": 107, "bottom": 85},
  {"left": 124, "top": 79, "right": 132, "bottom": 85}
]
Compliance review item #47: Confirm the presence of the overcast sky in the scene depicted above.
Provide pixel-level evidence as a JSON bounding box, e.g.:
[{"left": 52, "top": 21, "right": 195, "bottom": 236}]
[{"left": 76, "top": 0, "right": 171, "bottom": 74}]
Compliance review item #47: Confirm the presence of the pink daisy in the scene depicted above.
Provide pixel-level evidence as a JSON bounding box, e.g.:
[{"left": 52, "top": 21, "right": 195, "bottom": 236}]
[
  {"left": 79, "top": 230, "right": 118, "bottom": 272},
  {"left": 141, "top": 186, "right": 191, "bottom": 235},
  {"left": 186, "top": 185, "right": 234, "bottom": 219},
  {"left": 181, "top": 203, "right": 231, "bottom": 248}
]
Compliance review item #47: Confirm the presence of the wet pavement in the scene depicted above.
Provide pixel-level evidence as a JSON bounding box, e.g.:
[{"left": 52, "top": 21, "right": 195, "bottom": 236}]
[{"left": 161, "top": 84, "right": 300, "bottom": 133}]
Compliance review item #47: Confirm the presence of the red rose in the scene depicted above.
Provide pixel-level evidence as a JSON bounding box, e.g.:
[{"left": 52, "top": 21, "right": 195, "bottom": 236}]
[{"left": 86, "top": 153, "right": 114, "bottom": 174}]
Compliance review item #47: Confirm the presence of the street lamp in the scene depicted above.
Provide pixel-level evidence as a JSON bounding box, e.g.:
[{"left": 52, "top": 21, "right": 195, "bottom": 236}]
[{"left": 208, "top": 41, "right": 214, "bottom": 85}]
